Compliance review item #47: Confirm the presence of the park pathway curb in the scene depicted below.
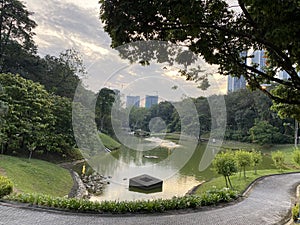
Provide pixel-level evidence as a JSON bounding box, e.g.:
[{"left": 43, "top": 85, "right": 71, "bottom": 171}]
[{"left": 1, "top": 172, "right": 300, "bottom": 225}]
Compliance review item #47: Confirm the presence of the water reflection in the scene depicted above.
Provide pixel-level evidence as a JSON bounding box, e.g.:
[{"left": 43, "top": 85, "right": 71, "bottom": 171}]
[
  {"left": 86, "top": 138, "right": 276, "bottom": 201},
  {"left": 88, "top": 138, "right": 210, "bottom": 201}
]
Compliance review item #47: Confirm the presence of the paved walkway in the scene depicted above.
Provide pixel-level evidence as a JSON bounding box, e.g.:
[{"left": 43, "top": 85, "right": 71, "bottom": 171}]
[{"left": 1, "top": 173, "right": 300, "bottom": 225}]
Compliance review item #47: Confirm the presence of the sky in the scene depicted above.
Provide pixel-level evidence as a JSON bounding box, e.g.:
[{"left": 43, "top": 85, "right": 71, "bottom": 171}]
[{"left": 23, "top": 0, "right": 228, "bottom": 104}]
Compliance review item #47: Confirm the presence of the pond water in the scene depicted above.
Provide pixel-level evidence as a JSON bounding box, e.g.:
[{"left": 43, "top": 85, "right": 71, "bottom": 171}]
[{"left": 84, "top": 136, "right": 274, "bottom": 202}]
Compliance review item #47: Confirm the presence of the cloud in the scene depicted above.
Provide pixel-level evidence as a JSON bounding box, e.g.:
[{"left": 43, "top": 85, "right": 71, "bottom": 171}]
[
  {"left": 24, "top": 0, "right": 111, "bottom": 55},
  {"left": 23, "top": 0, "right": 228, "bottom": 101}
]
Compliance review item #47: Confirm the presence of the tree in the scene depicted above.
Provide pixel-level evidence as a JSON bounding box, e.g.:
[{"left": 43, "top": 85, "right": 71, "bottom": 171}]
[
  {"left": 251, "top": 150, "right": 262, "bottom": 175},
  {"left": 0, "top": 0, "right": 37, "bottom": 72},
  {"left": 235, "top": 150, "right": 252, "bottom": 179},
  {"left": 249, "top": 120, "right": 287, "bottom": 145},
  {"left": 0, "top": 73, "right": 54, "bottom": 158},
  {"left": 212, "top": 151, "right": 237, "bottom": 188},
  {"left": 95, "top": 88, "right": 117, "bottom": 134},
  {"left": 271, "top": 151, "right": 285, "bottom": 172},
  {"left": 35, "top": 49, "right": 85, "bottom": 99},
  {"left": 0, "top": 73, "right": 76, "bottom": 159},
  {"left": 99, "top": 0, "right": 300, "bottom": 113}
]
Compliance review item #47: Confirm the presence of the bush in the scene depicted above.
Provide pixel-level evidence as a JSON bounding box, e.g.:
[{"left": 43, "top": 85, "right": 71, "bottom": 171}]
[
  {"left": 292, "top": 203, "right": 299, "bottom": 221},
  {"left": 4, "top": 188, "right": 238, "bottom": 214},
  {"left": 0, "top": 176, "right": 13, "bottom": 198}
]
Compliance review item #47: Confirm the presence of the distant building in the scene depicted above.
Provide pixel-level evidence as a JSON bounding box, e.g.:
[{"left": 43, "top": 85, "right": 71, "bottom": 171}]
[
  {"left": 227, "top": 76, "right": 246, "bottom": 93},
  {"left": 227, "top": 51, "right": 247, "bottom": 93},
  {"left": 126, "top": 96, "right": 140, "bottom": 108},
  {"left": 145, "top": 95, "right": 158, "bottom": 108},
  {"left": 252, "top": 50, "right": 294, "bottom": 80},
  {"left": 252, "top": 49, "right": 267, "bottom": 72}
]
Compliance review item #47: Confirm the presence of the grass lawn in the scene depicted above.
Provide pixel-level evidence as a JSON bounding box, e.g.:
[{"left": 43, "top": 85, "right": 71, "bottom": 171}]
[
  {"left": 0, "top": 155, "right": 73, "bottom": 197},
  {"left": 195, "top": 142, "right": 300, "bottom": 195},
  {"left": 99, "top": 133, "right": 121, "bottom": 150},
  {"left": 195, "top": 169, "right": 298, "bottom": 195}
]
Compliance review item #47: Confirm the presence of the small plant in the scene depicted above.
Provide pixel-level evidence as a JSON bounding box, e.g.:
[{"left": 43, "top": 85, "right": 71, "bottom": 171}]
[
  {"left": 292, "top": 148, "right": 300, "bottom": 166},
  {"left": 271, "top": 151, "right": 285, "bottom": 171},
  {"left": 292, "top": 203, "right": 299, "bottom": 221},
  {"left": 4, "top": 188, "right": 238, "bottom": 214},
  {"left": 0, "top": 176, "right": 13, "bottom": 198}
]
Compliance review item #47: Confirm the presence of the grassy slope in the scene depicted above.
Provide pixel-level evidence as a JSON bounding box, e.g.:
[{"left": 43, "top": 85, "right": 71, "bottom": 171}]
[
  {"left": 195, "top": 143, "right": 299, "bottom": 195},
  {"left": 195, "top": 169, "right": 298, "bottom": 195},
  {"left": 0, "top": 155, "right": 73, "bottom": 197},
  {"left": 99, "top": 133, "right": 121, "bottom": 150}
]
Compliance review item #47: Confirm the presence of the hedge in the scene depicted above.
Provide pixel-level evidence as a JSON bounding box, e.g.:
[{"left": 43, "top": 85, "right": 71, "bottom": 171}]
[
  {"left": 0, "top": 176, "right": 13, "bottom": 198},
  {"left": 4, "top": 187, "right": 238, "bottom": 214}
]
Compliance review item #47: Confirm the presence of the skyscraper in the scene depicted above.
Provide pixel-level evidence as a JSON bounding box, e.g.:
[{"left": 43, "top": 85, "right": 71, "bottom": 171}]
[
  {"left": 227, "top": 51, "right": 247, "bottom": 93},
  {"left": 252, "top": 49, "right": 267, "bottom": 72},
  {"left": 126, "top": 96, "right": 140, "bottom": 108},
  {"left": 145, "top": 95, "right": 158, "bottom": 108},
  {"left": 227, "top": 75, "right": 246, "bottom": 93}
]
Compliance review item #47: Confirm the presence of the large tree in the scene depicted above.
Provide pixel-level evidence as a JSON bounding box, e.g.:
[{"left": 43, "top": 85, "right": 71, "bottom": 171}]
[
  {"left": 99, "top": 0, "right": 300, "bottom": 117},
  {"left": 0, "top": 73, "right": 76, "bottom": 159},
  {"left": 0, "top": 0, "right": 37, "bottom": 72}
]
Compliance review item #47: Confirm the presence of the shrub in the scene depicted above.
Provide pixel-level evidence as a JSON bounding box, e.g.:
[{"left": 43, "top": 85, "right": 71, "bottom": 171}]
[
  {"left": 271, "top": 151, "right": 285, "bottom": 171},
  {"left": 292, "top": 203, "right": 299, "bottom": 221},
  {"left": 0, "top": 176, "right": 13, "bottom": 198},
  {"left": 3, "top": 188, "right": 238, "bottom": 214}
]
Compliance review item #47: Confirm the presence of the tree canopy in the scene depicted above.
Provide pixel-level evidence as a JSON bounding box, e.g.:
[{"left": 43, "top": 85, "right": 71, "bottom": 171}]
[
  {"left": 0, "top": 73, "right": 76, "bottom": 159},
  {"left": 99, "top": 0, "right": 300, "bottom": 111},
  {"left": 0, "top": 0, "right": 37, "bottom": 72}
]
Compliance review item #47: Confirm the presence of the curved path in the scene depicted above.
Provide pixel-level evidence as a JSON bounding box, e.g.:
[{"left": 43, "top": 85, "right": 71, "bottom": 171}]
[{"left": 1, "top": 173, "right": 300, "bottom": 225}]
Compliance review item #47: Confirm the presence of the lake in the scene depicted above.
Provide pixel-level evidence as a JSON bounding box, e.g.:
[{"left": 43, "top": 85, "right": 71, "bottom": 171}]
[{"left": 84, "top": 136, "right": 274, "bottom": 202}]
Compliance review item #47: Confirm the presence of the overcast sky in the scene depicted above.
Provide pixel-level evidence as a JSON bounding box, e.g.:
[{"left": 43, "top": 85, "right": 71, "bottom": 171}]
[{"left": 23, "top": 0, "right": 227, "bottom": 104}]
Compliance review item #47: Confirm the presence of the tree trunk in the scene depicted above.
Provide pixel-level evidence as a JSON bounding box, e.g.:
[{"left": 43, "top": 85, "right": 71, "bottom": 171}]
[
  {"left": 227, "top": 176, "right": 233, "bottom": 189},
  {"left": 28, "top": 150, "right": 33, "bottom": 160},
  {"left": 224, "top": 175, "right": 228, "bottom": 188}
]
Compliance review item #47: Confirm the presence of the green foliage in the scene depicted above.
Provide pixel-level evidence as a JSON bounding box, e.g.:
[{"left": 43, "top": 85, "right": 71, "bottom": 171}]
[
  {"left": 251, "top": 150, "right": 263, "bottom": 174},
  {"left": 0, "top": 73, "right": 76, "bottom": 159},
  {"left": 0, "top": 176, "right": 13, "bottom": 198},
  {"left": 292, "top": 203, "right": 300, "bottom": 221},
  {"left": 95, "top": 88, "right": 117, "bottom": 135},
  {"left": 100, "top": 0, "right": 300, "bottom": 113},
  {"left": 249, "top": 120, "right": 287, "bottom": 145},
  {"left": 212, "top": 151, "right": 237, "bottom": 188},
  {"left": 5, "top": 188, "right": 238, "bottom": 213},
  {"left": 0, "top": 155, "right": 73, "bottom": 196},
  {"left": 0, "top": 0, "right": 37, "bottom": 73},
  {"left": 271, "top": 151, "right": 285, "bottom": 171},
  {"left": 34, "top": 49, "right": 84, "bottom": 99},
  {"left": 235, "top": 150, "right": 252, "bottom": 179},
  {"left": 292, "top": 148, "right": 300, "bottom": 166},
  {"left": 271, "top": 85, "right": 300, "bottom": 121},
  {"left": 99, "top": 133, "right": 121, "bottom": 150}
]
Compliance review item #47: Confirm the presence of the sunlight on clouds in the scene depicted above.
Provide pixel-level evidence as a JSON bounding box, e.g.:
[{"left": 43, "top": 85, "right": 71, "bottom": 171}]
[{"left": 24, "top": 0, "right": 228, "bottom": 100}]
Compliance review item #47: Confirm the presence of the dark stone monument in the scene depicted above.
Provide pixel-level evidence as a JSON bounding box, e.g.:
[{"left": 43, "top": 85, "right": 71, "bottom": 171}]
[{"left": 129, "top": 174, "right": 163, "bottom": 193}]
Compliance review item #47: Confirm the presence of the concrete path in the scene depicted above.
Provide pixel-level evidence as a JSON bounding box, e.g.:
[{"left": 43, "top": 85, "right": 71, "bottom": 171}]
[{"left": 1, "top": 173, "right": 300, "bottom": 225}]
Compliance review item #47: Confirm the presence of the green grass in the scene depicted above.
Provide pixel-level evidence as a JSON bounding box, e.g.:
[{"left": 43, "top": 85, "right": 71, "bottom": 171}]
[
  {"left": 0, "top": 155, "right": 73, "bottom": 197},
  {"left": 195, "top": 169, "right": 297, "bottom": 195},
  {"left": 195, "top": 143, "right": 300, "bottom": 195},
  {"left": 99, "top": 133, "right": 121, "bottom": 150}
]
